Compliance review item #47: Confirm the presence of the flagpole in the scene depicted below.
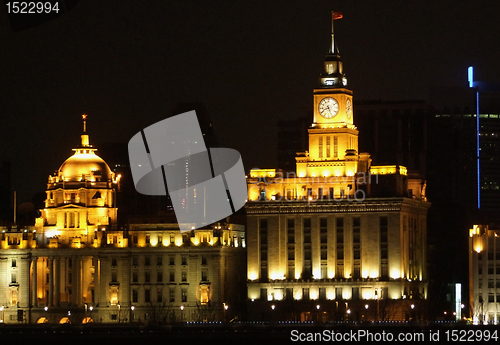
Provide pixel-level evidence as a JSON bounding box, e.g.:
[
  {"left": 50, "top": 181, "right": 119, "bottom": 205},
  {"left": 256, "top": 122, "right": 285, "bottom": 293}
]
[
  {"left": 331, "top": 11, "right": 335, "bottom": 54},
  {"left": 331, "top": 12, "right": 343, "bottom": 54}
]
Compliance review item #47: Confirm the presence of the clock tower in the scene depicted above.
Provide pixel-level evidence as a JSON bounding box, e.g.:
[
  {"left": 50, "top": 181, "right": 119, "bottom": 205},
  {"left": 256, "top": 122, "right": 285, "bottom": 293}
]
[{"left": 309, "top": 12, "right": 358, "bottom": 163}]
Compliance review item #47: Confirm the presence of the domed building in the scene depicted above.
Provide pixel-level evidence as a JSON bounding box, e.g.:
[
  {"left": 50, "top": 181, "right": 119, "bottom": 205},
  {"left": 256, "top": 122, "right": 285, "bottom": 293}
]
[
  {"left": 37, "top": 115, "right": 119, "bottom": 234},
  {"left": 0, "top": 115, "right": 246, "bottom": 325}
]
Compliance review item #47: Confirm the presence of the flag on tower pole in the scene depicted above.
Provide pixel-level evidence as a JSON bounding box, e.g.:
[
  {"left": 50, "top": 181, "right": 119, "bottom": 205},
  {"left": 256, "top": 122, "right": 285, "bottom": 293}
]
[{"left": 332, "top": 12, "right": 343, "bottom": 20}]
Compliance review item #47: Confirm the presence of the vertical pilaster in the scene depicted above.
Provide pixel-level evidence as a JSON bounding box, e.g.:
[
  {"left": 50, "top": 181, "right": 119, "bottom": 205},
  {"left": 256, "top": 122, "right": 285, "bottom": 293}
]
[
  {"left": 94, "top": 256, "right": 100, "bottom": 305},
  {"left": 98, "top": 257, "right": 107, "bottom": 307},
  {"left": 48, "top": 257, "right": 54, "bottom": 307},
  {"left": 54, "top": 257, "right": 60, "bottom": 307},
  {"left": 0, "top": 258, "right": 6, "bottom": 306},
  {"left": 121, "top": 255, "right": 130, "bottom": 307},
  {"left": 32, "top": 256, "right": 37, "bottom": 307},
  {"left": 71, "top": 256, "right": 77, "bottom": 306},
  {"left": 20, "top": 256, "right": 30, "bottom": 308},
  {"left": 76, "top": 257, "right": 82, "bottom": 305}
]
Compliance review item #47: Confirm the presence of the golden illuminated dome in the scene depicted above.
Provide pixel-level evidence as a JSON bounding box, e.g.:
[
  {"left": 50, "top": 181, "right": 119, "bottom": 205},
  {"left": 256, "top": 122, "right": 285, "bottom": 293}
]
[
  {"left": 58, "top": 148, "right": 112, "bottom": 182},
  {"left": 57, "top": 116, "right": 113, "bottom": 182}
]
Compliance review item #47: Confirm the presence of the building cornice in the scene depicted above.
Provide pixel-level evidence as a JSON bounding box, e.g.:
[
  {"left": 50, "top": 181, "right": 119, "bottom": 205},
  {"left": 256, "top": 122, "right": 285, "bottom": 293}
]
[{"left": 245, "top": 197, "right": 430, "bottom": 215}]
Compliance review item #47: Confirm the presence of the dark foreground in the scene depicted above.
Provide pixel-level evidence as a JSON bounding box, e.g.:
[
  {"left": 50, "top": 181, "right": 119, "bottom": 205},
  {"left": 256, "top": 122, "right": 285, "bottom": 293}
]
[{"left": 0, "top": 322, "right": 498, "bottom": 344}]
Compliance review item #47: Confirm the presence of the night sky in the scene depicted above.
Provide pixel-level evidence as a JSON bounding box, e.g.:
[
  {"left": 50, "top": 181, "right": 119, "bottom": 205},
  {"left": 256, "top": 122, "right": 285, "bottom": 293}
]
[{"left": 1, "top": 0, "right": 500, "bottom": 203}]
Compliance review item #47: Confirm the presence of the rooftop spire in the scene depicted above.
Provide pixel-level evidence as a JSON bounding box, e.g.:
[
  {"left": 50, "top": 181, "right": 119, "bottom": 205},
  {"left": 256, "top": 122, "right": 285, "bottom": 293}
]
[
  {"left": 82, "top": 113, "right": 87, "bottom": 133},
  {"left": 319, "top": 11, "right": 347, "bottom": 88},
  {"left": 80, "top": 114, "right": 90, "bottom": 147}
]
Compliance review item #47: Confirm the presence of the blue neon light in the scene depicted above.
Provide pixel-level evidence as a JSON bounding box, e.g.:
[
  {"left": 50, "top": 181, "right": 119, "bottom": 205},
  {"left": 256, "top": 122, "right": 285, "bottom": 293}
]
[{"left": 468, "top": 66, "right": 474, "bottom": 88}]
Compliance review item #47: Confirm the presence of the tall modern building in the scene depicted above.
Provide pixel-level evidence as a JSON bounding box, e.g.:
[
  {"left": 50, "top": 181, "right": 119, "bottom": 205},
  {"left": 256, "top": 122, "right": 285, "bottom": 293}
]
[
  {"left": 429, "top": 84, "right": 500, "bottom": 225},
  {"left": 245, "top": 15, "right": 430, "bottom": 322},
  {"left": 0, "top": 117, "right": 246, "bottom": 324},
  {"left": 469, "top": 224, "right": 500, "bottom": 324}
]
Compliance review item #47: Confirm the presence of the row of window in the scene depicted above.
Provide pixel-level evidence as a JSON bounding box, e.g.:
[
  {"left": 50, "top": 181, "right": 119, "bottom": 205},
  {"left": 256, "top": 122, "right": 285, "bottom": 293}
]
[
  {"left": 478, "top": 267, "right": 500, "bottom": 275},
  {"left": 479, "top": 294, "right": 500, "bottom": 303},
  {"left": 260, "top": 264, "right": 387, "bottom": 281},
  {"left": 130, "top": 270, "right": 209, "bottom": 283},
  {"left": 478, "top": 252, "right": 500, "bottom": 261},
  {"left": 11, "top": 256, "right": 208, "bottom": 268},
  {"left": 260, "top": 286, "right": 389, "bottom": 301},
  {"left": 130, "top": 255, "right": 207, "bottom": 266},
  {"left": 132, "top": 288, "right": 187, "bottom": 303},
  {"left": 262, "top": 217, "right": 388, "bottom": 246},
  {"left": 478, "top": 280, "right": 500, "bottom": 289}
]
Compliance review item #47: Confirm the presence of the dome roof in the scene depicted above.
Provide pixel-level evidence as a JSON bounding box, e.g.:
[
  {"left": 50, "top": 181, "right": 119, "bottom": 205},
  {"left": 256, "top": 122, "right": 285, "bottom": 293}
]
[
  {"left": 55, "top": 118, "right": 114, "bottom": 183},
  {"left": 58, "top": 150, "right": 112, "bottom": 182}
]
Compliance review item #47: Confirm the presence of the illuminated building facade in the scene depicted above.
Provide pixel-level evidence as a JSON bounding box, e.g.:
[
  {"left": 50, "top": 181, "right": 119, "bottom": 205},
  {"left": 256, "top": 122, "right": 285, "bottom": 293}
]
[
  {"left": 246, "top": 17, "right": 430, "bottom": 322},
  {"left": 469, "top": 225, "right": 500, "bottom": 324},
  {"left": 0, "top": 118, "right": 245, "bottom": 324}
]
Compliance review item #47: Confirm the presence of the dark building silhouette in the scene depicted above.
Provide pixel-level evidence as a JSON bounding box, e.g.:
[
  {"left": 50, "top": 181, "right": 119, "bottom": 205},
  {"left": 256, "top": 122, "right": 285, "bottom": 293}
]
[
  {"left": 355, "top": 100, "right": 430, "bottom": 176},
  {"left": 99, "top": 102, "right": 221, "bottom": 224},
  {"left": 0, "top": 161, "right": 11, "bottom": 223},
  {"left": 277, "top": 114, "right": 309, "bottom": 173}
]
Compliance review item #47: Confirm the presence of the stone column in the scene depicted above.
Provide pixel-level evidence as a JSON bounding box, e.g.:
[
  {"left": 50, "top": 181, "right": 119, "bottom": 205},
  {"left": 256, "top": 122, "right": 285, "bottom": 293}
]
[
  {"left": 121, "top": 255, "right": 130, "bottom": 307},
  {"left": 20, "top": 256, "right": 30, "bottom": 309},
  {"left": 98, "top": 257, "right": 107, "bottom": 307},
  {"left": 32, "top": 256, "right": 37, "bottom": 308},
  {"left": 71, "top": 257, "right": 77, "bottom": 306},
  {"left": 77, "top": 257, "right": 82, "bottom": 306},
  {"left": 54, "top": 257, "right": 60, "bottom": 307},
  {"left": 95, "top": 256, "right": 100, "bottom": 306},
  {"left": 0, "top": 258, "right": 6, "bottom": 307},
  {"left": 48, "top": 257, "right": 54, "bottom": 306}
]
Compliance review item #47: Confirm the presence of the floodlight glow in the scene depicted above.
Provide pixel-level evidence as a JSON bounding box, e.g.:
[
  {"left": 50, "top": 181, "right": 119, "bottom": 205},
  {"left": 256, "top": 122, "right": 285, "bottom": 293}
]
[{"left": 468, "top": 66, "right": 474, "bottom": 88}]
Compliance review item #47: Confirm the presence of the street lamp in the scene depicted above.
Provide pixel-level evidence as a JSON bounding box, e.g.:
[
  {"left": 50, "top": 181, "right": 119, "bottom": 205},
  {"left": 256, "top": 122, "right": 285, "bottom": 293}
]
[
  {"left": 225, "top": 303, "right": 228, "bottom": 322},
  {"left": 0, "top": 306, "right": 4, "bottom": 323},
  {"left": 130, "top": 306, "right": 134, "bottom": 323},
  {"left": 180, "top": 305, "right": 184, "bottom": 321}
]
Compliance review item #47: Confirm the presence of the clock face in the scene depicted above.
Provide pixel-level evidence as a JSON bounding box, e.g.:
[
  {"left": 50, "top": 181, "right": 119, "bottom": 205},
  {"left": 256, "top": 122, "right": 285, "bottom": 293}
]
[
  {"left": 346, "top": 99, "right": 352, "bottom": 119},
  {"left": 318, "top": 97, "right": 339, "bottom": 119}
]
